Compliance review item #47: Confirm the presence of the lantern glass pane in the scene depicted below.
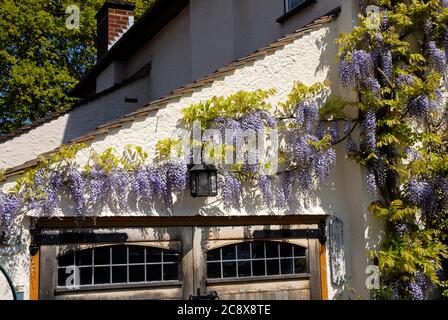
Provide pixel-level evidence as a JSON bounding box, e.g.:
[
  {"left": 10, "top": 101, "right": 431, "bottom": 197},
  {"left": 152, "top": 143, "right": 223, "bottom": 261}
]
[
  {"left": 198, "top": 172, "right": 209, "bottom": 194},
  {"left": 210, "top": 173, "right": 217, "bottom": 193},
  {"left": 191, "top": 176, "right": 197, "bottom": 194}
]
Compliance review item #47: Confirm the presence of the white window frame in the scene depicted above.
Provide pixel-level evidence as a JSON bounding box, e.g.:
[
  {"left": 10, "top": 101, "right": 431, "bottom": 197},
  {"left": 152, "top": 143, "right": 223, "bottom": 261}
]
[
  {"left": 56, "top": 245, "right": 180, "bottom": 289},
  {"left": 284, "top": 0, "right": 307, "bottom": 12},
  {"left": 206, "top": 241, "right": 308, "bottom": 281}
]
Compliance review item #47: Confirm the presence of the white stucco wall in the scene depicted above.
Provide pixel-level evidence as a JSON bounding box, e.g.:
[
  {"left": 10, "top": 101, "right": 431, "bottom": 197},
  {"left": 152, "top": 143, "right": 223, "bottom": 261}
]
[
  {"left": 0, "top": 1, "right": 380, "bottom": 300},
  {"left": 0, "top": 76, "right": 151, "bottom": 170}
]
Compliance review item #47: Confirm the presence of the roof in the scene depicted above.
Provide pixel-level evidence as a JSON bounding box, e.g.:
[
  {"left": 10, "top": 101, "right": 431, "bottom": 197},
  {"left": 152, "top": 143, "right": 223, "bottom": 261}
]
[{"left": 3, "top": 8, "right": 340, "bottom": 178}]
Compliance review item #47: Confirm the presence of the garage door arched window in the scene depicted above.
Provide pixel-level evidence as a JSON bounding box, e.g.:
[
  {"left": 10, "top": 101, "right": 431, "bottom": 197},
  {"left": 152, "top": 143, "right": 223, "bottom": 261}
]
[
  {"left": 57, "top": 245, "right": 180, "bottom": 288},
  {"left": 206, "top": 241, "right": 307, "bottom": 280}
]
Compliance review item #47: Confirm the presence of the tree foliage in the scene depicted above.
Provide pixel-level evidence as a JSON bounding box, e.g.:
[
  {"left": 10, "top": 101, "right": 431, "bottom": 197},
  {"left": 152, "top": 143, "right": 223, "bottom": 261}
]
[{"left": 0, "top": 0, "right": 155, "bottom": 135}]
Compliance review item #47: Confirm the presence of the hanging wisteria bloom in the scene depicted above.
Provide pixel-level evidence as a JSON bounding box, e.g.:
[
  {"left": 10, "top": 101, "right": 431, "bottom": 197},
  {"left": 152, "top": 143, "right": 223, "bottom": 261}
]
[
  {"left": 338, "top": 50, "right": 375, "bottom": 90},
  {"left": 314, "top": 148, "right": 336, "bottom": 181},
  {"left": 166, "top": 161, "right": 188, "bottom": 195},
  {"left": 329, "top": 121, "right": 340, "bottom": 143},
  {"left": 404, "top": 178, "right": 436, "bottom": 216},
  {"left": 240, "top": 111, "right": 264, "bottom": 132},
  {"left": 396, "top": 73, "right": 414, "bottom": 88},
  {"left": 221, "top": 172, "right": 242, "bottom": 208},
  {"left": 365, "top": 77, "right": 381, "bottom": 97},
  {"left": 408, "top": 272, "right": 431, "bottom": 300},
  {"left": 67, "top": 168, "right": 86, "bottom": 218},
  {"left": 361, "top": 109, "right": 377, "bottom": 153},
  {"left": 0, "top": 192, "right": 22, "bottom": 240},
  {"left": 408, "top": 95, "right": 436, "bottom": 120},
  {"left": 380, "top": 47, "right": 393, "bottom": 79},
  {"left": 344, "top": 121, "right": 358, "bottom": 154},
  {"left": 303, "top": 100, "right": 319, "bottom": 132},
  {"left": 109, "top": 169, "right": 130, "bottom": 209},
  {"left": 426, "top": 41, "right": 446, "bottom": 74},
  {"left": 259, "top": 175, "right": 273, "bottom": 205},
  {"left": 131, "top": 166, "right": 153, "bottom": 202},
  {"left": 275, "top": 171, "right": 294, "bottom": 208},
  {"left": 365, "top": 167, "right": 377, "bottom": 194}
]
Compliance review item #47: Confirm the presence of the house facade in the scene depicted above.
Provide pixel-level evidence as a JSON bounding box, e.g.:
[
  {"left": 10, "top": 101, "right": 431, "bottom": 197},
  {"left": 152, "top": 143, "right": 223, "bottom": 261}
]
[{"left": 0, "top": 0, "right": 380, "bottom": 300}]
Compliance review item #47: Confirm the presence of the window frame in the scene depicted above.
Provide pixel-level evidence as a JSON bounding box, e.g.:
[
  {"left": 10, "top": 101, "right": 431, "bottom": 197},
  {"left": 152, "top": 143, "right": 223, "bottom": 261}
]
[
  {"left": 56, "top": 244, "right": 181, "bottom": 292},
  {"left": 206, "top": 241, "right": 309, "bottom": 283},
  {"left": 284, "top": 0, "right": 307, "bottom": 13},
  {"left": 277, "top": 0, "right": 317, "bottom": 24}
]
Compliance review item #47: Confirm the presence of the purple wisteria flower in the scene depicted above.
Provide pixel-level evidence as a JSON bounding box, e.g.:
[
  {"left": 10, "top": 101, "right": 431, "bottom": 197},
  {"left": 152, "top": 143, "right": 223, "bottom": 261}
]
[
  {"left": 314, "top": 148, "right": 336, "bottom": 181},
  {"left": 275, "top": 171, "right": 294, "bottom": 209},
  {"left": 427, "top": 41, "right": 446, "bottom": 73},
  {"left": 380, "top": 48, "right": 393, "bottom": 79},
  {"left": 259, "top": 175, "right": 273, "bottom": 205},
  {"left": 404, "top": 178, "right": 436, "bottom": 216},
  {"left": 166, "top": 161, "right": 188, "bottom": 194},
  {"left": 0, "top": 192, "right": 22, "bottom": 239},
  {"left": 338, "top": 50, "right": 376, "bottom": 90},
  {"left": 131, "top": 166, "right": 153, "bottom": 202},
  {"left": 329, "top": 122, "right": 339, "bottom": 143},
  {"left": 221, "top": 172, "right": 242, "bottom": 208},
  {"left": 396, "top": 73, "right": 414, "bottom": 87},
  {"left": 109, "top": 169, "right": 130, "bottom": 209},
  {"left": 241, "top": 111, "right": 264, "bottom": 132},
  {"left": 67, "top": 168, "right": 86, "bottom": 218},
  {"left": 408, "top": 95, "right": 436, "bottom": 120},
  {"left": 361, "top": 109, "right": 377, "bottom": 153},
  {"left": 297, "top": 168, "right": 313, "bottom": 192},
  {"left": 344, "top": 121, "right": 358, "bottom": 154},
  {"left": 408, "top": 272, "right": 431, "bottom": 300},
  {"left": 365, "top": 167, "right": 377, "bottom": 194}
]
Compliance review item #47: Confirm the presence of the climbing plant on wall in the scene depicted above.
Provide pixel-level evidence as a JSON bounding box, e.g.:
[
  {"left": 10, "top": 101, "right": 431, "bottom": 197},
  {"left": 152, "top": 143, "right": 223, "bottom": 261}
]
[
  {"left": 0, "top": 82, "right": 343, "bottom": 240},
  {"left": 336, "top": 0, "right": 448, "bottom": 299}
]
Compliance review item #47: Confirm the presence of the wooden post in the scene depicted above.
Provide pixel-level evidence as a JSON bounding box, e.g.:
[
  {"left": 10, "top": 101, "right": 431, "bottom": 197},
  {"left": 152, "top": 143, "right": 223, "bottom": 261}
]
[
  {"left": 320, "top": 244, "right": 328, "bottom": 300},
  {"left": 29, "top": 250, "right": 40, "bottom": 300},
  {"left": 193, "top": 227, "right": 206, "bottom": 295},
  {"left": 181, "top": 227, "right": 194, "bottom": 299}
]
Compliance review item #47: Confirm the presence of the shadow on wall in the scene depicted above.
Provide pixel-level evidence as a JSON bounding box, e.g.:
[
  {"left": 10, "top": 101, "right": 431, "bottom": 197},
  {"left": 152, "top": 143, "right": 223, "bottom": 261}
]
[{"left": 61, "top": 76, "right": 151, "bottom": 145}]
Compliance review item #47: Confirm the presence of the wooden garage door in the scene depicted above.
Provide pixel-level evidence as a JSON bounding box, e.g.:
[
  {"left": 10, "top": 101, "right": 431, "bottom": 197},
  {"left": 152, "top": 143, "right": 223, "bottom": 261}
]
[
  {"left": 196, "top": 225, "right": 324, "bottom": 300},
  {"left": 38, "top": 226, "right": 185, "bottom": 300},
  {"left": 36, "top": 224, "right": 324, "bottom": 300},
  {"left": 205, "top": 241, "right": 312, "bottom": 300}
]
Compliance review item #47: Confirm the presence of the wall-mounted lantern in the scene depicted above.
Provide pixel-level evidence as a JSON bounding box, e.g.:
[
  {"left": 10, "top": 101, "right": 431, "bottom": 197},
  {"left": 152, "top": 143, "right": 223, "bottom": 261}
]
[{"left": 189, "top": 164, "right": 218, "bottom": 198}]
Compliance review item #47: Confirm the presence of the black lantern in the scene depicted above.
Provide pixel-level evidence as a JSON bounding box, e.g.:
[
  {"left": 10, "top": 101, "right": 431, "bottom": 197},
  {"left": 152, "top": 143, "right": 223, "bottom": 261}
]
[{"left": 189, "top": 164, "right": 218, "bottom": 197}]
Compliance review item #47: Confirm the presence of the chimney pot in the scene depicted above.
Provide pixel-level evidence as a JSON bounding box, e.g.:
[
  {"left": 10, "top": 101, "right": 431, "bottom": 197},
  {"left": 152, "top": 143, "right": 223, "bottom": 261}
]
[{"left": 96, "top": 0, "right": 135, "bottom": 61}]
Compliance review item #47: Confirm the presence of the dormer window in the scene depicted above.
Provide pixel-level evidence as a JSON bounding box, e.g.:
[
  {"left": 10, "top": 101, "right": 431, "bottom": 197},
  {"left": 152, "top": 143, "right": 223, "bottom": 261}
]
[{"left": 285, "top": 0, "right": 307, "bottom": 12}]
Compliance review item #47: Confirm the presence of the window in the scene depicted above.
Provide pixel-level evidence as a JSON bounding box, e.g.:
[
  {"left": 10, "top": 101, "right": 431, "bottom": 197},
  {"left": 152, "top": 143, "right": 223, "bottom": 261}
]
[
  {"left": 206, "top": 241, "right": 307, "bottom": 280},
  {"left": 285, "top": 0, "right": 307, "bottom": 12},
  {"left": 57, "top": 245, "right": 180, "bottom": 288}
]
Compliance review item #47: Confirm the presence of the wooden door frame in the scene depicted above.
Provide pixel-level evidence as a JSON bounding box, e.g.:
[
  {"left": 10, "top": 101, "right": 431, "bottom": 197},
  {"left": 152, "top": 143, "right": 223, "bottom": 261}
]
[{"left": 33, "top": 215, "right": 329, "bottom": 300}]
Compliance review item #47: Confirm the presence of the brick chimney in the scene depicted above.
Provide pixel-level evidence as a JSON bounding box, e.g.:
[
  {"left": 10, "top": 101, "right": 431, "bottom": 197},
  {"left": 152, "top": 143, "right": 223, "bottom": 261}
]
[{"left": 96, "top": 0, "right": 135, "bottom": 60}]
